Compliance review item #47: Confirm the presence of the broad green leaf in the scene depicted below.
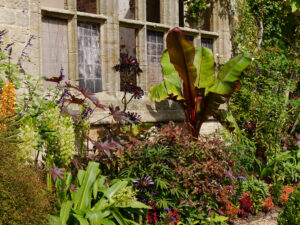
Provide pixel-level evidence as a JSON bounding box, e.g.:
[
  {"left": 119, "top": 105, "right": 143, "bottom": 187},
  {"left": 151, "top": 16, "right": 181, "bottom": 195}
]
[
  {"left": 92, "top": 198, "right": 110, "bottom": 211},
  {"left": 150, "top": 50, "right": 184, "bottom": 102},
  {"left": 218, "top": 52, "right": 251, "bottom": 82},
  {"left": 60, "top": 201, "right": 73, "bottom": 225},
  {"left": 166, "top": 28, "right": 197, "bottom": 110},
  {"left": 149, "top": 82, "right": 169, "bottom": 102},
  {"left": 118, "top": 201, "right": 151, "bottom": 209},
  {"left": 161, "top": 50, "right": 184, "bottom": 100},
  {"left": 194, "top": 47, "right": 215, "bottom": 88},
  {"left": 64, "top": 172, "right": 72, "bottom": 192},
  {"left": 73, "top": 162, "right": 101, "bottom": 211},
  {"left": 103, "top": 181, "right": 128, "bottom": 200},
  {"left": 208, "top": 52, "right": 251, "bottom": 95},
  {"left": 102, "top": 219, "right": 116, "bottom": 225},
  {"left": 206, "top": 80, "right": 236, "bottom": 95},
  {"left": 86, "top": 210, "right": 111, "bottom": 225},
  {"left": 98, "top": 176, "right": 106, "bottom": 188},
  {"left": 111, "top": 208, "right": 128, "bottom": 225},
  {"left": 48, "top": 215, "right": 60, "bottom": 225},
  {"left": 93, "top": 178, "right": 99, "bottom": 200},
  {"left": 77, "top": 170, "right": 86, "bottom": 186},
  {"left": 124, "top": 218, "right": 140, "bottom": 225},
  {"left": 73, "top": 214, "right": 89, "bottom": 225}
]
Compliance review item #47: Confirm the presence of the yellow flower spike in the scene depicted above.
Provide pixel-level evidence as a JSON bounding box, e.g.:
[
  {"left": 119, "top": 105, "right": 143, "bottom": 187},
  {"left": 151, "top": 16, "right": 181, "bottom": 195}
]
[{"left": 0, "top": 82, "right": 16, "bottom": 118}]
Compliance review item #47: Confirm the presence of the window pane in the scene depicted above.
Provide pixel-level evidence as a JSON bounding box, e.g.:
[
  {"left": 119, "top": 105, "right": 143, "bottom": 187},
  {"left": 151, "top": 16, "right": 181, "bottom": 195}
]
[
  {"left": 119, "top": 0, "right": 135, "bottom": 19},
  {"left": 146, "top": 0, "right": 160, "bottom": 23},
  {"left": 201, "top": 37, "right": 213, "bottom": 51},
  {"left": 179, "top": 0, "right": 184, "bottom": 27},
  {"left": 120, "top": 27, "right": 137, "bottom": 90},
  {"left": 77, "top": 22, "right": 102, "bottom": 93},
  {"left": 42, "top": 17, "right": 68, "bottom": 81},
  {"left": 77, "top": 0, "right": 97, "bottom": 14},
  {"left": 147, "top": 30, "right": 164, "bottom": 90},
  {"left": 200, "top": 7, "right": 213, "bottom": 31},
  {"left": 186, "top": 35, "right": 194, "bottom": 44}
]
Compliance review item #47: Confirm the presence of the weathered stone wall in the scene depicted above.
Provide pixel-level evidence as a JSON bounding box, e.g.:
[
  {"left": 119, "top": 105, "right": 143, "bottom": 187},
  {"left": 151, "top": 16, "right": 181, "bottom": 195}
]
[
  {"left": 0, "top": 0, "right": 235, "bottom": 135},
  {"left": 0, "top": 0, "right": 40, "bottom": 77}
]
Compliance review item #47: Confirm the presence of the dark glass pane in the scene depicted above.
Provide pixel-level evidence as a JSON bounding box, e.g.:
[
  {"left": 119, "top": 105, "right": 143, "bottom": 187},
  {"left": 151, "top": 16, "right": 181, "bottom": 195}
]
[
  {"left": 77, "top": 22, "right": 102, "bottom": 92},
  {"left": 146, "top": 0, "right": 160, "bottom": 23},
  {"left": 77, "top": 0, "right": 97, "bottom": 14},
  {"left": 201, "top": 37, "right": 213, "bottom": 51},
  {"left": 147, "top": 30, "right": 164, "bottom": 90},
  {"left": 179, "top": 0, "right": 184, "bottom": 27}
]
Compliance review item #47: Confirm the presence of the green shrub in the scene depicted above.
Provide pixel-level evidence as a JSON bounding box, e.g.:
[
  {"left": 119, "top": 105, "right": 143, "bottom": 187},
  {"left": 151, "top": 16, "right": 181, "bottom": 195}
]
[
  {"left": 278, "top": 186, "right": 300, "bottom": 225},
  {"left": 235, "top": 177, "right": 270, "bottom": 213},
  {"left": 0, "top": 119, "right": 54, "bottom": 225},
  {"left": 118, "top": 123, "right": 237, "bottom": 222}
]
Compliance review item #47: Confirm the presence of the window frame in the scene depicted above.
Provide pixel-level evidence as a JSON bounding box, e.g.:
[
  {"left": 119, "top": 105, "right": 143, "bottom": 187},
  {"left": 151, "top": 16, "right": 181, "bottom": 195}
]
[{"left": 40, "top": 0, "right": 221, "bottom": 95}]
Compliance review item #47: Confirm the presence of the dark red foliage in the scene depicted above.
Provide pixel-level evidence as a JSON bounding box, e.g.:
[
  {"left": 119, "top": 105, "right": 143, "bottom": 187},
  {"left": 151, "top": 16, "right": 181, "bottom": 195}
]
[
  {"left": 147, "top": 201, "right": 159, "bottom": 225},
  {"left": 122, "top": 122, "right": 237, "bottom": 210},
  {"left": 65, "top": 94, "right": 85, "bottom": 105},
  {"left": 65, "top": 82, "right": 106, "bottom": 109},
  {"left": 239, "top": 193, "right": 254, "bottom": 217},
  {"left": 108, "top": 105, "right": 132, "bottom": 124},
  {"left": 85, "top": 135, "right": 119, "bottom": 157},
  {"left": 113, "top": 54, "right": 143, "bottom": 74}
]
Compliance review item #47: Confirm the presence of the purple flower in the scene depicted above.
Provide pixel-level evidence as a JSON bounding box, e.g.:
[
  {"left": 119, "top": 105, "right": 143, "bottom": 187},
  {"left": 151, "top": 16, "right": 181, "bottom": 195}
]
[
  {"left": 224, "top": 170, "right": 235, "bottom": 181},
  {"left": 237, "top": 175, "right": 246, "bottom": 181},
  {"left": 256, "top": 82, "right": 260, "bottom": 91},
  {"left": 48, "top": 167, "right": 64, "bottom": 182},
  {"left": 69, "top": 184, "right": 78, "bottom": 192},
  {"left": 165, "top": 207, "right": 171, "bottom": 211}
]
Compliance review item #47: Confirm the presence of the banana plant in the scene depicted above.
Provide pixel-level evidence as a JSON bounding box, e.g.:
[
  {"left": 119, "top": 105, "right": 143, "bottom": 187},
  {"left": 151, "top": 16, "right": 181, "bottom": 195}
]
[
  {"left": 49, "top": 161, "right": 150, "bottom": 225},
  {"left": 150, "top": 27, "right": 251, "bottom": 138}
]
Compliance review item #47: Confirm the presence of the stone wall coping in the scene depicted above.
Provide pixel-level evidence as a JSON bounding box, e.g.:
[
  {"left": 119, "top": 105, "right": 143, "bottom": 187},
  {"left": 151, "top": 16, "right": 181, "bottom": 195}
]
[
  {"left": 179, "top": 27, "right": 200, "bottom": 35},
  {"left": 119, "top": 18, "right": 145, "bottom": 29},
  {"left": 146, "top": 21, "right": 172, "bottom": 31},
  {"left": 41, "top": 7, "right": 75, "bottom": 19},
  {"left": 200, "top": 30, "right": 219, "bottom": 37},
  {"left": 77, "top": 12, "right": 107, "bottom": 23}
]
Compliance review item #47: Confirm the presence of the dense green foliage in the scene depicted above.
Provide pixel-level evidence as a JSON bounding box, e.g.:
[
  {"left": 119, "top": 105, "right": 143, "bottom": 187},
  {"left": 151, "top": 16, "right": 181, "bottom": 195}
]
[
  {"left": 229, "top": 0, "right": 300, "bottom": 185},
  {"left": 118, "top": 123, "right": 236, "bottom": 222},
  {"left": 278, "top": 186, "right": 300, "bottom": 225},
  {"left": 50, "top": 162, "right": 150, "bottom": 225}
]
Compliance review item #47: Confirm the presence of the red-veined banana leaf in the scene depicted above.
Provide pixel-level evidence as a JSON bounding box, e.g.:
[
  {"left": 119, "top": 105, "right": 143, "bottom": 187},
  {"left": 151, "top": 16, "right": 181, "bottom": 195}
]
[{"left": 150, "top": 27, "right": 251, "bottom": 137}]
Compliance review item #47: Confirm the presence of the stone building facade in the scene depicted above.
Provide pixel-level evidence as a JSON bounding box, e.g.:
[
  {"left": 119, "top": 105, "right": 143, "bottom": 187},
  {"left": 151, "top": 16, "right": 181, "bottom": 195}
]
[{"left": 0, "top": 0, "right": 233, "bottom": 133}]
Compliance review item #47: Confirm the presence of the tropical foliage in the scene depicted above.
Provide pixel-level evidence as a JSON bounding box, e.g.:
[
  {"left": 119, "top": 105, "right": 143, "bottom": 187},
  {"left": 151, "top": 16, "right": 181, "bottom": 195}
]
[{"left": 150, "top": 28, "right": 251, "bottom": 137}]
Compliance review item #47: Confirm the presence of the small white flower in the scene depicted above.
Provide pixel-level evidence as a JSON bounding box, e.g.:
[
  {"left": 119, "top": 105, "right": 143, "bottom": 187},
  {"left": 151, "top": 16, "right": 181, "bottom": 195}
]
[{"left": 251, "top": 57, "right": 255, "bottom": 61}]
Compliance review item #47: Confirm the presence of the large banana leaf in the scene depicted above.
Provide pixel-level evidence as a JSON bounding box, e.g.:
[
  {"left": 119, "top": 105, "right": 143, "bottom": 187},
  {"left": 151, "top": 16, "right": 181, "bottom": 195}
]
[
  {"left": 150, "top": 50, "right": 184, "bottom": 102},
  {"left": 194, "top": 47, "right": 215, "bottom": 88},
  {"left": 166, "top": 27, "right": 197, "bottom": 110},
  {"left": 208, "top": 53, "right": 251, "bottom": 95},
  {"left": 73, "top": 162, "right": 100, "bottom": 211}
]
